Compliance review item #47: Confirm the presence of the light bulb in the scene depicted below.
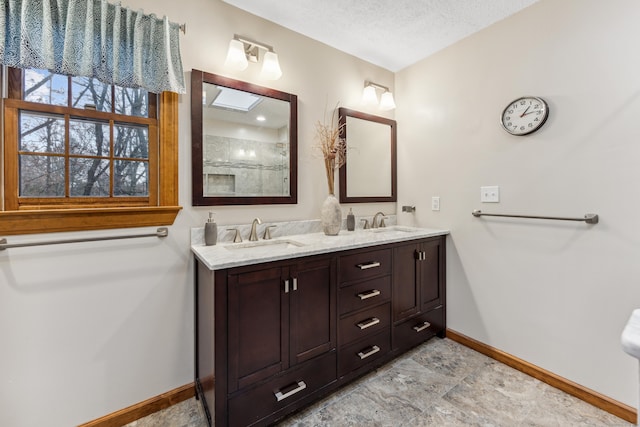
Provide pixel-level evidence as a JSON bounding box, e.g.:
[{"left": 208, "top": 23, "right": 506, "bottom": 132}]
[
  {"left": 379, "top": 91, "right": 396, "bottom": 111},
  {"left": 261, "top": 51, "right": 282, "bottom": 80},
  {"left": 362, "top": 85, "right": 378, "bottom": 106},
  {"left": 224, "top": 39, "right": 248, "bottom": 71}
]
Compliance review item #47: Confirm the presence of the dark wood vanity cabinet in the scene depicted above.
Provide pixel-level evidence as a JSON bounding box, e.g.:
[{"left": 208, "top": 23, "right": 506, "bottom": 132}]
[
  {"left": 195, "top": 235, "right": 445, "bottom": 427},
  {"left": 392, "top": 236, "right": 446, "bottom": 352},
  {"left": 197, "top": 254, "right": 336, "bottom": 427}
]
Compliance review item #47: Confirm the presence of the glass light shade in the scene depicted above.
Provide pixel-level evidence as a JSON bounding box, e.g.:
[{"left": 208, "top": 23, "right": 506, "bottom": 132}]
[
  {"left": 362, "top": 85, "right": 378, "bottom": 106},
  {"left": 224, "top": 39, "right": 248, "bottom": 71},
  {"left": 261, "top": 51, "right": 282, "bottom": 80},
  {"left": 379, "top": 91, "right": 396, "bottom": 111}
]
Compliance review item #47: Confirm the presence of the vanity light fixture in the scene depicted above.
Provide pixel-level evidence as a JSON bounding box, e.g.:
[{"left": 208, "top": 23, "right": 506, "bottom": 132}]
[
  {"left": 224, "top": 34, "right": 282, "bottom": 80},
  {"left": 362, "top": 81, "right": 396, "bottom": 111}
]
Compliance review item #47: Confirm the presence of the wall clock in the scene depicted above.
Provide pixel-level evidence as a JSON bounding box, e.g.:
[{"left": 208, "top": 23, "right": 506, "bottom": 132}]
[{"left": 500, "top": 96, "right": 549, "bottom": 136}]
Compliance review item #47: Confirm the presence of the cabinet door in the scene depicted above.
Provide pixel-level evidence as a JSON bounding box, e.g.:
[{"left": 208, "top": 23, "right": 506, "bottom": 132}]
[
  {"left": 420, "top": 238, "right": 444, "bottom": 312},
  {"left": 228, "top": 266, "right": 289, "bottom": 392},
  {"left": 289, "top": 256, "right": 337, "bottom": 365},
  {"left": 392, "top": 243, "right": 419, "bottom": 322}
]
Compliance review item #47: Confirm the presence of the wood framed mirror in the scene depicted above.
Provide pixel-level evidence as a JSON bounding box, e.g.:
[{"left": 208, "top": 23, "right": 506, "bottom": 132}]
[
  {"left": 338, "top": 108, "right": 397, "bottom": 203},
  {"left": 191, "top": 69, "right": 298, "bottom": 205}
]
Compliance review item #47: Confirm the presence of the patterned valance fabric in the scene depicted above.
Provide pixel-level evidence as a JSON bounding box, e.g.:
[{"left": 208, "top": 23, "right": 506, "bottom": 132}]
[{"left": 0, "top": 0, "right": 185, "bottom": 93}]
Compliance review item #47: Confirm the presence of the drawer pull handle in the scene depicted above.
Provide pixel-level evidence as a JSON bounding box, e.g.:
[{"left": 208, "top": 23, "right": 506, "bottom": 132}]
[
  {"left": 357, "top": 317, "right": 380, "bottom": 330},
  {"left": 357, "top": 289, "right": 381, "bottom": 300},
  {"left": 357, "top": 261, "right": 381, "bottom": 270},
  {"left": 292, "top": 277, "right": 298, "bottom": 291},
  {"left": 357, "top": 345, "right": 381, "bottom": 360},
  {"left": 284, "top": 279, "right": 290, "bottom": 293},
  {"left": 274, "top": 380, "right": 307, "bottom": 402},
  {"left": 413, "top": 321, "right": 431, "bottom": 332}
]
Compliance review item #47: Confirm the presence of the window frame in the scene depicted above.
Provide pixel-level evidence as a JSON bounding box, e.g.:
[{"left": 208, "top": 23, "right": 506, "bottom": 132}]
[{"left": 0, "top": 67, "right": 181, "bottom": 235}]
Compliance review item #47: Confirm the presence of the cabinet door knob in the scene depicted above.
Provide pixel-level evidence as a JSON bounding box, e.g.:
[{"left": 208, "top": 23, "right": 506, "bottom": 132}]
[
  {"left": 357, "top": 289, "right": 381, "bottom": 300},
  {"left": 274, "top": 380, "right": 307, "bottom": 402},
  {"left": 284, "top": 279, "right": 290, "bottom": 293},
  {"left": 292, "top": 277, "right": 298, "bottom": 291},
  {"left": 413, "top": 321, "right": 431, "bottom": 332},
  {"left": 357, "top": 345, "right": 381, "bottom": 360},
  {"left": 356, "top": 317, "right": 380, "bottom": 330}
]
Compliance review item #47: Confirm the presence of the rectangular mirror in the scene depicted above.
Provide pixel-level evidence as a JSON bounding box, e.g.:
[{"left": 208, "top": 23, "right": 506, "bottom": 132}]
[
  {"left": 191, "top": 70, "right": 297, "bottom": 205},
  {"left": 338, "top": 108, "right": 397, "bottom": 203}
]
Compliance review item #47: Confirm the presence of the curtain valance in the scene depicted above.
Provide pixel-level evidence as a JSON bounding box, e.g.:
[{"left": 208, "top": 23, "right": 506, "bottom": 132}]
[{"left": 0, "top": 0, "right": 185, "bottom": 93}]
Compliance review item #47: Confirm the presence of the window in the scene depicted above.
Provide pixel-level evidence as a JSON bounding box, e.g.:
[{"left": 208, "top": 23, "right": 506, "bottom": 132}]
[{"left": 1, "top": 67, "right": 181, "bottom": 235}]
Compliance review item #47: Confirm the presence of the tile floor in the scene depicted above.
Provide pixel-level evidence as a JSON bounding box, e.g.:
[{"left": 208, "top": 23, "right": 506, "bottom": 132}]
[{"left": 125, "top": 338, "right": 633, "bottom": 426}]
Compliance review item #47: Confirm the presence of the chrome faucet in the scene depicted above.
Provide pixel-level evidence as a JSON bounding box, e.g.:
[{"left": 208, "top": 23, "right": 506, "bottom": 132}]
[
  {"left": 249, "top": 218, "right": 262, "bottom": 241},
  {"left": 372, "top": 212, "right": 387, "bottom": 228}
]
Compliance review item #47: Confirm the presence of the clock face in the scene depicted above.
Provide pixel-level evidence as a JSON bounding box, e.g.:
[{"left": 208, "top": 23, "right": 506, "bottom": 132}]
[{"left": 501, "top": 96, "right": 549, "bottom": 136}]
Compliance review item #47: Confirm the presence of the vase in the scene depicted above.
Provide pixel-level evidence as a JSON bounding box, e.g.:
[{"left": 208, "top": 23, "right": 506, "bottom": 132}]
[{"left": 321, "top": 194, "right": 342, "bottom": 236}]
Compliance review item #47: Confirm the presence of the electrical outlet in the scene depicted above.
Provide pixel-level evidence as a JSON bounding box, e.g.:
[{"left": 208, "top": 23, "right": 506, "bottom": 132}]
[
  {"left": 431, "top": 196, "right": 440, "bottom": 211},
  {"left": 480, "top": 186, "right": 499, "bottom": 203}
]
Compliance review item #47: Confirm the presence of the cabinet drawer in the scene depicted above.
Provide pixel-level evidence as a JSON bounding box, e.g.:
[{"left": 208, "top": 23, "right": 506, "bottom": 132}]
[
  {"left": 228, "top": 351, "right": 337, "bottom": 427},
  {"left": 339, "top": 275, "right": 391, "bottom": 315},
  {"left": 393, "top": 305, "right": 444, "bottom": 352},
  {"left": 339, "top": 248, "right": 391, "bottom": 285},
  {"left": 339, "top": 303, "right": 390, "bottom": 346},
  {"left": 338, "top": 329, "right": 391, "bottom": 377}
]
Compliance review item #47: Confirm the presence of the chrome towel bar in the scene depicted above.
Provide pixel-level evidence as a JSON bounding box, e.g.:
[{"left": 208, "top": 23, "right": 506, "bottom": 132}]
[
  {"left": 0, "top": 227, "right": 168, "bottom": 251},
  {"left": 472, "top": 210, "right": 598, "bottom": 224}
]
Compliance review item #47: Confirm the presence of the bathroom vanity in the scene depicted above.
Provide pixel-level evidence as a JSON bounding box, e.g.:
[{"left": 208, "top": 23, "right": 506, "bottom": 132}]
[{"left": 192, "top": 224, "right": 448, "bottom": 426}]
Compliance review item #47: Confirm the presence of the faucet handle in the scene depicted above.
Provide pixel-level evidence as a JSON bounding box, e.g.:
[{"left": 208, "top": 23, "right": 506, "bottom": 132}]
[
  {"left": 380, "top": 217, "right": 388, "bottom": 228},
  {"left": 227, "top": 228, "right": 242, "bottom": 243},
  {"left": 360, "top": 219, "right": 370, "bottom": 229},
  {"left": 263, "top": 225, "right": 277, "bottom": 240}
]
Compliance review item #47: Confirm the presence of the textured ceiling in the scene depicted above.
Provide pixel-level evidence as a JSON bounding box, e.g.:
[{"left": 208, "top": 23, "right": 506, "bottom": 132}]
[{"left": 222, "top": 0, "right": 539, "bottom": 72}]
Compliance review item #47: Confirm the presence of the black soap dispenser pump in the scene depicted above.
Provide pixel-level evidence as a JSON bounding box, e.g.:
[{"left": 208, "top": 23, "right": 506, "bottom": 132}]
[
  {"left": 204, "top": 212, "right": 217, "bottom": 246},
  {"left": 347, "top": 208, "right": 355, "bottom": 231}
]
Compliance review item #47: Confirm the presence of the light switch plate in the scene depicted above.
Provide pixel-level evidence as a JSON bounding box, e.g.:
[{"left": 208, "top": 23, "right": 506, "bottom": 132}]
[
  {"left": 431, "top": 196, "right": 440, "bottom": 211},
  {"left": 481, "top": 186, "right": 499, "bottom": 203}
]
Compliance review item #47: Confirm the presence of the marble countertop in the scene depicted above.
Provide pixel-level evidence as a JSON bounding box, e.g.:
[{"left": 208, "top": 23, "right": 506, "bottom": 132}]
[{"left": 191, "top": 224, "right": 449, "bottom": 270}]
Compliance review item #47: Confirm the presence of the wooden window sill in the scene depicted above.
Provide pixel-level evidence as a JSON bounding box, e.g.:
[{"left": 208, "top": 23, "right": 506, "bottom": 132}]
[{"left": 0, "top": 206, "right": 182, "bottom": 236}]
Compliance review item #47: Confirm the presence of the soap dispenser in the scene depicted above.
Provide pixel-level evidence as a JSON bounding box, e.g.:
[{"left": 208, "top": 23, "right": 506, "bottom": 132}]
[
  {"left": 204, "top": 212, "right": 217, "bottom": 246},
  {"left": 347, "top": 208, "right": 355, "bottom": 231}
]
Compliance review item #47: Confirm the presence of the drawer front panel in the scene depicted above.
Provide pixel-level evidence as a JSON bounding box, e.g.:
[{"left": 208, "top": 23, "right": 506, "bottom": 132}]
[
  {"left": 393, "top": 305, "right": 444, "bottom": 352},
  {"left": 339, "top": 248, "right": 391, "bottom": 284},
  {"left": 339, "top": 303, "right": 390, "bottom": 346},
  {"left": 339, "top": 275, "right": 391, "bottom": 315},
  {"left": 228, "top": 351, "right": 337, "bottom": 427},
  {"left": 338, "top": 329, "right": 391, "bottom": 377}
]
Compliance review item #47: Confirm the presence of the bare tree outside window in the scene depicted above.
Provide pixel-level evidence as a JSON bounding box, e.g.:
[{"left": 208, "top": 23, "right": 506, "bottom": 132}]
[{"left": 18, "top": 69, "right": 150, "bottom": 199}]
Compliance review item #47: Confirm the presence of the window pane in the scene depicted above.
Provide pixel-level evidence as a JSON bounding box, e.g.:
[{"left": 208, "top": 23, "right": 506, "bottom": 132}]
[
  {"left": 19, "top": 154, "right": 65, "bottom": 197},
  {"left": 115, "top": 124, "right": 149, "bottom": 159},
  {"left": 70, "top": 158, "right": 110, "bottom": 197},
  {"left": 115, "top": 87, "right": 148, "bottom": 117},
  {"left": 114, "top": 160, "right": 148, "bottom": 196},
  {"left": 23, "top": 69, "right": 68, "bottom": 106},
  {"left": 70, "top": 118, "right": 110, "bottom": 156},
  {"left": 71, "top": 77, "right": 112, "bottom": 112},
  {"left": 20, "top": 112, "right": 65, "bottom": 153}
]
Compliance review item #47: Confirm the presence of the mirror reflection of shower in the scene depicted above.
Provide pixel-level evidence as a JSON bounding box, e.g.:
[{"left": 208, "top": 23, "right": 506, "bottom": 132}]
[{"left": 277, "top": 142, "right": 289, "bottom": 194}]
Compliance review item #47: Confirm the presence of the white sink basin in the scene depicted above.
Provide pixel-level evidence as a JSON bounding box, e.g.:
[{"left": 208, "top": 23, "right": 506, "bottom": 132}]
[{"left": 225, "top": 239, "right": 306, "bottom": 251}]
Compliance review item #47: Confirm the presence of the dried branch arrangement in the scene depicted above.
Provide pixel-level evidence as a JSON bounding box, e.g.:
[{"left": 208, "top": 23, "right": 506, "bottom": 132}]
[{"left": 314, "top": 104, "right": 346, "bottom": 195}]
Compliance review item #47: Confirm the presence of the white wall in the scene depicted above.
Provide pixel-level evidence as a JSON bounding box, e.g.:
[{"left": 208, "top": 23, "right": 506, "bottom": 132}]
[
  {"left": 5, "top": 1, "right": 638, "bottom": 425},
  {"left": 0, "top": 1, "right": 394, "bottom": 426},
  {"left": 396, "top": 0, "right": 640, "bottom": 408}
]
